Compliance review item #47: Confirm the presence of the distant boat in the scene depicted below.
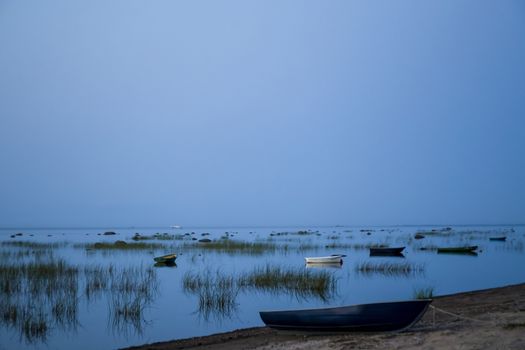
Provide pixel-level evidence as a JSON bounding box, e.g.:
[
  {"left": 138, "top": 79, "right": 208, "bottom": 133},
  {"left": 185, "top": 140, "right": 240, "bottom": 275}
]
[
  {"left": 437, "top": 246, "right": 478, "bottom": 254},
  {"left": 170, "top": 225, "right": 182, "bottom": 229},
  {"left": 489, "top": 236, "right": 506, "bottom": 241},
  {"left": 305, "top": 255, "right": 343, "bottom": 264},
  {"left": 369, "top": 246, "right": 405, "bottom": 256},
  {"left": 259, "top": 299, "right": 432, "bottom": 332},
  {"left": 153, "top": 253, "right": 177, "bottom": 263}
]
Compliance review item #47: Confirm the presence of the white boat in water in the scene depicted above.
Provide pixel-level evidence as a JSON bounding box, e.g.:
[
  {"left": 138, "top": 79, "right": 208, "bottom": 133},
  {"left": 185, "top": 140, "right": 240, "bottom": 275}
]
[
  {"left": 305, "top": 255, "right": 344, "bottom": 264},
  {"left": 170, "top": 225, "right": 182, "bottom": 229}
]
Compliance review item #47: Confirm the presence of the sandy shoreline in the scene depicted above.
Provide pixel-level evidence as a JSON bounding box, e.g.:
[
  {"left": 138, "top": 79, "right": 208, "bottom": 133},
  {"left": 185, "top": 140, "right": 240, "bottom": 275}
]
[{"left": 124, "top": 283, "right": 525, "bottom": 350}]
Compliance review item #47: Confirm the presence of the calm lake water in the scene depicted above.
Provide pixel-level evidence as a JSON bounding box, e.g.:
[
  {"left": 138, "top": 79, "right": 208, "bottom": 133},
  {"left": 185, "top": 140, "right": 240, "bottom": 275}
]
[{"left": 1, "top": 225, "right": 524, "bottom": 350}]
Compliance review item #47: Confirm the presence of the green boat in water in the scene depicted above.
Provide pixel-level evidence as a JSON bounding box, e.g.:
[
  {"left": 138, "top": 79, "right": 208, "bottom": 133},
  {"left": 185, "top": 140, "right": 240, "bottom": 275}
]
[
  {"left": 154, "top": 253, "right": 177, "bottom": 263},
  {"left": 437, "top": 246, "right": 478, "bottom": 254}
]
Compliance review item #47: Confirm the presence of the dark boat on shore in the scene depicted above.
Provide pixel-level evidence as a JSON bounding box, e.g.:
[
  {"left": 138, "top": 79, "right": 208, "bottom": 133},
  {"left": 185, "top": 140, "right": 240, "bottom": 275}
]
[
  {"left": 259, "top": 299, "right": 432, "bottom": 332},
  {"left": 369, "top": 246, "right": 405, "bottom": 256},
  {"left": 489, "top": 236, "right": 506, "bottom": 241},
  {"left": 437, "top": 246, "right": 478, "bottom": 254},
  {"left": 153, "top": 253, "right": 177, "bottom": 263}
]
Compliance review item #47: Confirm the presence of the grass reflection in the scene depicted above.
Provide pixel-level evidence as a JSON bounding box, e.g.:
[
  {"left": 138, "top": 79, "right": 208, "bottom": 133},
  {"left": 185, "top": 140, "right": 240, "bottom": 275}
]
[
  {"left": 0, "top": 251, "right": 158, "bottom": 343},
  {"left": 182, "top": 265, "right": 337, "bottom": 320},
  {"left": 355, "top": 261, "right": 425, "bottom": 277}
]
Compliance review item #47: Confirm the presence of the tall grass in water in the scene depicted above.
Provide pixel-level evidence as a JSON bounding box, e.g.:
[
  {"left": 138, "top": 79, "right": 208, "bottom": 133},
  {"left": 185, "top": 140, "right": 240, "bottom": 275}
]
[
  {"left": 182, "top": 265, "right": 338, "bottom": 319},
  {"left": 413, "top": 287, "right": 434, "bottom": 299},
  {"left": 238, "top": 265, "right": 337, "bottom": 301},
  {"left": 0, "top": 257, "right": 79, "bottom": 343},
  {"left": 98, "top": 265, "right": 158, "bottom": 335},
  {"left": 0, "top": 254, "right": 159, "bottom": 342},
  {"left": 182, "top": 271, "right": 238, "bottom": 321},
  {"left": 355, "top": 261, "right": 425, "bottom": 277},
  {"left": 0, "top": 241, "right": 66, "bottom": 249},
  {"left": 180, "top": 239, "right": 278, "bottom": 255},
  {"left": 76, "top": 241, "right": 165, "bottom": 250}
]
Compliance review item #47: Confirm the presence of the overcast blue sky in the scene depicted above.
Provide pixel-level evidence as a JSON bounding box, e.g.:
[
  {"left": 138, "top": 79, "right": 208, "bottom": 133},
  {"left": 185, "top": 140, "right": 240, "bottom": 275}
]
[{"left": 0, "top": 1, "right": 524, "bottom": 227}]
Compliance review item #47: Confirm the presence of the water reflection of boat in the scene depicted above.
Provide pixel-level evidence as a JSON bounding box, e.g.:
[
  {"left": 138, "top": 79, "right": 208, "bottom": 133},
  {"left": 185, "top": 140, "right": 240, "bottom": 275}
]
[
  {"left": 489, "top": 236, "right": 506, "bottom": 241},
  {"left": 259, "top": 299, "right": 432, "bottom": 332},
  {"left": 305, "top": 262, "right": 343, "bottom": 269},
  {"left": 304, "top": 255, "right": 343, "bottom": 264},
  {"left": 437, "top": 246, "right": 478, "bottom": 254},
  {"left": 154, "top": 261, "right": 177, "bottom": 267},
  {"left": 369, "top": 247, "right": 405, "bottom": 256},
  {"left": 153, "top": 253, "right": 177, "bottom": 263}
]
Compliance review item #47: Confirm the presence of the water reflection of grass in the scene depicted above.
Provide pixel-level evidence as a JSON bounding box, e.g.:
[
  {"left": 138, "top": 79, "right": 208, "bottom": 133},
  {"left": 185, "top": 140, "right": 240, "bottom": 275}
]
[
  {"left": 182, "top": 265, "right": 337, "bottom": 320},
  {"left": 355, "top": 261, "right": 425, "bottom": 277},
  {"left": 0, "top": 253, "right": 159, "bottom": 343},
  {"left": 182, "top": 271, "right": 238, "bottom": 321}
]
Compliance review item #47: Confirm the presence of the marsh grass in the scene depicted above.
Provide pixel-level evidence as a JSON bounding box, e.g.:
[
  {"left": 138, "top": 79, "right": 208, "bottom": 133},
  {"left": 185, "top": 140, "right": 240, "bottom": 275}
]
[
  {"left": 324, "top": 242, "right": 388, "bottom": 250},
  {"left": 132, "top": 232, "right": 184, "bottom": 241},
  {"left": 238, "top": 265, "right": 337, "bottom": 301},
  {"left": 413, "top": 287, "right": 434, "bottom": 299},
  {"left": 77, "top": 242, "right": 165, "bottom": 250},
  {"left": 0, "top": 258, "right": 79, "bottom": 343},
  {"left": 355, "top": 261, "right": 425, "bottom": 277},
  {"left": 179, "top": 239, "right": 278, "bottom": 255},
  {"left": 0, "top": 255, "right": 159, "bottom": 343},
  {"left": 182, "top": 271, "right": 238, "bottom": 321},
  {"left": 182, "top": 265, "right": 337, "bottom": 319},
  {"left": 1, "top": 241, "right": 66, "bottom": 249}
]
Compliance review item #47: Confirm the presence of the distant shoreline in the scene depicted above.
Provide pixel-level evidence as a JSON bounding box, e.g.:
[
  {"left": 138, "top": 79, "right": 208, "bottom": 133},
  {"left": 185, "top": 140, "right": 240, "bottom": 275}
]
[{"left": 1, "top": 223, "right": 524, "bottom": 231}]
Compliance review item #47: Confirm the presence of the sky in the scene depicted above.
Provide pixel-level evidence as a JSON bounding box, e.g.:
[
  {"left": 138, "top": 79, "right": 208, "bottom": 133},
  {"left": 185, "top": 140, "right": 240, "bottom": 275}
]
[{"left": 0, "top": 1, "right": 524, "bottom": 227}]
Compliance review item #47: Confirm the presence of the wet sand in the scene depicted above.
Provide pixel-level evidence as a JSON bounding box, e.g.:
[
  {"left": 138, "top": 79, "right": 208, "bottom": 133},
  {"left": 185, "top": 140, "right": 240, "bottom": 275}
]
[{"left": 125, "top": 283, "right": 525, "bottom": 350}]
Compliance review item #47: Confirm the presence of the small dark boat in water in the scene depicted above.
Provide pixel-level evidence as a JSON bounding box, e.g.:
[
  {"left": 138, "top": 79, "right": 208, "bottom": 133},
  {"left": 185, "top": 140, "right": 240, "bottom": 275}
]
[
  {"left": 437, "top": 246, "right": 478, "bottom": 254},
  {"left": 259, "top": 299, "right": 432, "bottom": 332},
  {"left": 153, "top": 253, "right": 177, "bottom": 263},
  {"left": 369, "top": 246, "right": 405, "bottom": 256},
  {"left": 489, "top": 236, "right": 506, "bottom": 241}
]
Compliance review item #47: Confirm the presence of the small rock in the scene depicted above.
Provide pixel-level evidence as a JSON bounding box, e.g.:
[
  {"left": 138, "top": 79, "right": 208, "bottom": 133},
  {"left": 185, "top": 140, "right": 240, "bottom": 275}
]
[
  {"left": 198, "top": 238, "right": 212, "bottom": 243},
  {"left": 103, "top": 231, "right": 116, "bottom": 235}
]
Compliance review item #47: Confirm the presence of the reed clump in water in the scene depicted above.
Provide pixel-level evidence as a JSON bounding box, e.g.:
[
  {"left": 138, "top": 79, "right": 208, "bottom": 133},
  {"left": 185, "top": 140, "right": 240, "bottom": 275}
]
[
  {"left": 238, "top": 265, "right": 337, "bottom": 301},
  {"left": 77, "top": 241, "right": 165, "bottom": 250},
  {"left": 413, "top": 287, "right": 434, "bottom": 299},
  {"left": 180, "top": 239, "right": 278, "bottom": 255},
  {"left": 182, "top": 271, "right": 238, "bottom": 321},
  {"left": 355, "top": 261, "right": 425, "bottom": 277},
  {"left": 132, "top": 232, "right": 183, "bottom": 241},
  {"left": 0, "top": 257, "right": 79, "bottom": 343},
  {"left": 182, "top": 265, "right": 338, "bottom": 319},
  {"left": 1, "top": 241, "right": 66, "bottom": 249}
]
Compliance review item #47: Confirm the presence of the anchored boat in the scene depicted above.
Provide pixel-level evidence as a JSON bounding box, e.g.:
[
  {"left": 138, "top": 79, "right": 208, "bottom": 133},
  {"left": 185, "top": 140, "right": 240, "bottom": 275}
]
[
  {"left": 153, "top": 253, "right": 177, "bottom": 263},
  {"left": 260, "top": 299, "right": 432, "bottom": 332},
  {"left": 369, "top": 247, "right": 405, "bottom": 256},
  {"left": 305, "top": 255, "right": 344, "bottom": 264}
]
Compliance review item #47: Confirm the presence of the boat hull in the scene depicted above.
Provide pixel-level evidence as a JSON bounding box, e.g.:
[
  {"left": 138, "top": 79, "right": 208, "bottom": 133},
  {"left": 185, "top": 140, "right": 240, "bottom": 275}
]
[
  {"left": 305, "top": 256, "right": 343, "bottom": 264},
  {"left": 369, "top": 247, "right": 405, "bottom": 256},
  {"left": 437, "top": 246, "right": 477, "bottom": 254},
  {"left": 153, "top": 254, "right": 177, "bottom": 263},
  {"left": 260, "top": 299, "right": 431, "bottom": 332}
]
